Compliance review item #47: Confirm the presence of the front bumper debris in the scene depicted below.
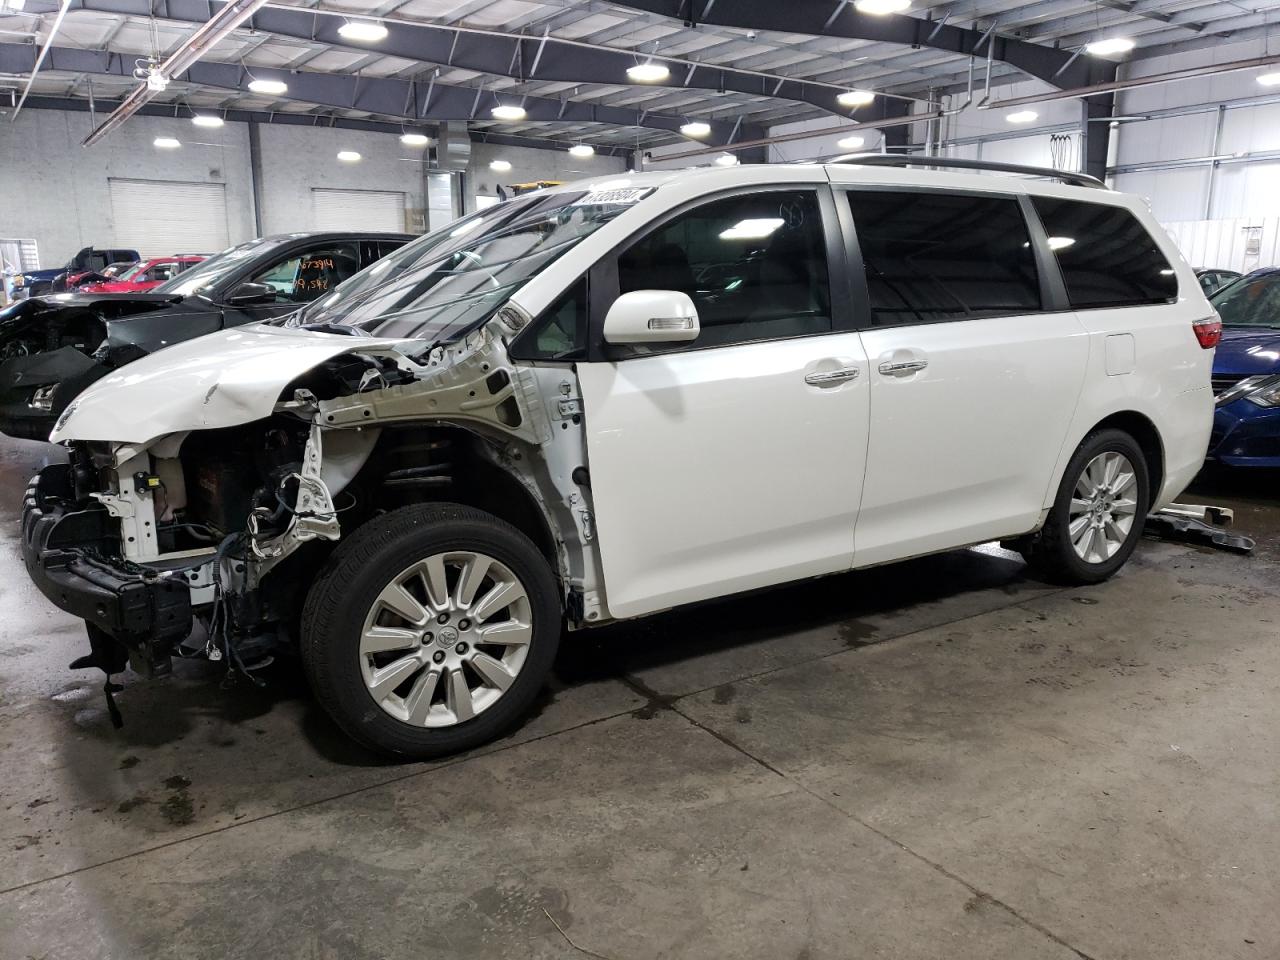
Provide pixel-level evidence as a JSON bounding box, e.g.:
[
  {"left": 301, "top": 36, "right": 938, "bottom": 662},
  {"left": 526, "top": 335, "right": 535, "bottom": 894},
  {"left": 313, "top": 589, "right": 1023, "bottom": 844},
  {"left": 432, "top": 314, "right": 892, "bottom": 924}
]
[{"left": 21, "top": 464, "right": 192, "bottom": 654}]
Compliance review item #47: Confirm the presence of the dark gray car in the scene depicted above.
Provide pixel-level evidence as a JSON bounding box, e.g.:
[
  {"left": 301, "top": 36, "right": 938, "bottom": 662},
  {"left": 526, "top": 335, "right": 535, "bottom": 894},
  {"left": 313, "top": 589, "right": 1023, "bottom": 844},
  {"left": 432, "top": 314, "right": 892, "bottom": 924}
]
[{"left": 0, "top": 231, "right": 412, "bottom": 439}]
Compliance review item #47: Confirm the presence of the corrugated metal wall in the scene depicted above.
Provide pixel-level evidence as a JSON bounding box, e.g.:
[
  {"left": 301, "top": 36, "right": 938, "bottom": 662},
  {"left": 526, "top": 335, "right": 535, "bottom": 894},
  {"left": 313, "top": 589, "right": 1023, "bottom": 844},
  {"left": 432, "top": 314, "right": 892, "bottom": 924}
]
[{"left": 1160, "top": 218, "right": 1280, "bottom": 273}]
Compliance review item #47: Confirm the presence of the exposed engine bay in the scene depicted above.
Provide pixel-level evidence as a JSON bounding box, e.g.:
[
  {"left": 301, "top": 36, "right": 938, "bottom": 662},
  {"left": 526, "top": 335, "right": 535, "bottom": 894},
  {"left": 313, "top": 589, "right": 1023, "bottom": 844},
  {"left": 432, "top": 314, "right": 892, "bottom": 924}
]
[{"left": 23, "top": 319, "right": 601, "bottom": 711}]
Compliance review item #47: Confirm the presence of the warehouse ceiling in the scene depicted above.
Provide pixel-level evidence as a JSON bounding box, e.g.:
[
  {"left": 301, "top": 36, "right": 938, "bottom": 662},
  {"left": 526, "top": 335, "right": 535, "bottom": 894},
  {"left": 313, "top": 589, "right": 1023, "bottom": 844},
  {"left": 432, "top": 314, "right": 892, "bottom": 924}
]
[{"left": 1, "top": 0, "right": 1277, "bottom": 151}]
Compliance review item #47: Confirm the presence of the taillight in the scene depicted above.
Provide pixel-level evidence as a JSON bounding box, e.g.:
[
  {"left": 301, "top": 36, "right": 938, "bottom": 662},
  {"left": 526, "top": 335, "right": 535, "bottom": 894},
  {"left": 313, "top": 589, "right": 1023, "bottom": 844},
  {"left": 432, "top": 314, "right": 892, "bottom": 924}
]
[{"left": 1192, "top": 316, "right": 1221, "bottom": 349}]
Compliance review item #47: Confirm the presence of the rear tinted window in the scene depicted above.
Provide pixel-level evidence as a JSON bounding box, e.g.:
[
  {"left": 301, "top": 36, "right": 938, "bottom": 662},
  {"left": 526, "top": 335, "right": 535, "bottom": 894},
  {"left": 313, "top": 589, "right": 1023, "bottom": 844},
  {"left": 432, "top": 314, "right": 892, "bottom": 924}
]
[
  {"left": 1030, "top": 197, "right": 1176, "bottom": 308},
  {"left": 846, "top": 190, "right": 1041, "bottom": 325}
]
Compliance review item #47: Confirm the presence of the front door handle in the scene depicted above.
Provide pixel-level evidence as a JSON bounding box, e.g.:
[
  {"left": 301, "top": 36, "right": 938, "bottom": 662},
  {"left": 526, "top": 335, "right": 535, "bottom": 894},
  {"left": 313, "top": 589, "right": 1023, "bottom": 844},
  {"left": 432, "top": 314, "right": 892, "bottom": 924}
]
[
  {"left": 805, "top": 366, "right": 860, "bottom": 386},
  {"left": 878, "top": 359, "right": 928, "bottom": 376}
]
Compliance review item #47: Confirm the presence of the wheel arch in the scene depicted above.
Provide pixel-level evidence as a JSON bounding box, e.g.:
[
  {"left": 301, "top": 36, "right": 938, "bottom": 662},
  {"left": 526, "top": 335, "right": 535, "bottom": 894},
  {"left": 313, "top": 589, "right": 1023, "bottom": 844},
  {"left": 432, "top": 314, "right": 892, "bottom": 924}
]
[
  {"left": 347, "top": 424, "right": 567, "bottom": 594},
  {"left": 1042, "top": 407, "right": 1167, "bottom": 515},
  {"left": 1089, "top": 410, "right": 1165, "bottom": 502}
]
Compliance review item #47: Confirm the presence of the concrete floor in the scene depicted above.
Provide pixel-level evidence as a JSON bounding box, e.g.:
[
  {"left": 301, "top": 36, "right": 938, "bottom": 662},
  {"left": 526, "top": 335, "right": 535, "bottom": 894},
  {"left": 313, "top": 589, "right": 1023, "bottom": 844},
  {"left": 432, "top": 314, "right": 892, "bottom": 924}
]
[{"left": 1, "top": 432, "right": 1277, "bottom": 960}]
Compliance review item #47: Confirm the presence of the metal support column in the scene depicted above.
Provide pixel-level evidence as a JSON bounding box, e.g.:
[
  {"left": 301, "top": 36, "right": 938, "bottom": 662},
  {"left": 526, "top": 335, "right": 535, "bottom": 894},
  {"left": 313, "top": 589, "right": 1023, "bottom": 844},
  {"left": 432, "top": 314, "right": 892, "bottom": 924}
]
[
  {"left": 248, "top": 120, "right": 266, "bottom": 236},
  {"left": 1204, "top": 103, "right": 1227, "bottom": 219},
  {"left": 1080, "top": 95, "right": 1114, "bottom": 183}
]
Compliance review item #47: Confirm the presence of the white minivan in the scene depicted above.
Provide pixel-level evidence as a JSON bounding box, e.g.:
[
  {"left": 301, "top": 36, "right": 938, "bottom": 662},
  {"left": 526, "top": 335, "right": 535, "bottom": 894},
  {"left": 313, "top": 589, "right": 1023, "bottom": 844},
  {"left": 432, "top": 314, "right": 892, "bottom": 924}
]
[{"left": 23, "top": 158, "right": 1217, "bottom": 758}]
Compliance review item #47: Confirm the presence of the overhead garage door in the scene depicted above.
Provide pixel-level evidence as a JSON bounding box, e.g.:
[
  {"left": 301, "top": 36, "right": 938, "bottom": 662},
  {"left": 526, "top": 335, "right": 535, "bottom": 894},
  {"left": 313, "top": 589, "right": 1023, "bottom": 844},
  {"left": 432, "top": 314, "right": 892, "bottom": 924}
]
[
  {"left": 108, "top": 179, "right": 229, "bottom": 257},
  {"left": 312, "top": 188, "right": 406, "bottom": 232}
]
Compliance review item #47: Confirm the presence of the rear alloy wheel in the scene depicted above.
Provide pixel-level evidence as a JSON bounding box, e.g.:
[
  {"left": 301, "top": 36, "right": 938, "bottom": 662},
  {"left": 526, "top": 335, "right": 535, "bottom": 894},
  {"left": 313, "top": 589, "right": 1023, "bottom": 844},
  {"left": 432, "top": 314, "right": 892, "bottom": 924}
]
[
  {"left": 302, "top": 504, "right": 561, "bottom": 759},
  {"left": 1020, "top": 428, "right": 1150, "bottom": 585},
  {"left": 1066, "top": 451, "right": 1141, "bottom": 565}
]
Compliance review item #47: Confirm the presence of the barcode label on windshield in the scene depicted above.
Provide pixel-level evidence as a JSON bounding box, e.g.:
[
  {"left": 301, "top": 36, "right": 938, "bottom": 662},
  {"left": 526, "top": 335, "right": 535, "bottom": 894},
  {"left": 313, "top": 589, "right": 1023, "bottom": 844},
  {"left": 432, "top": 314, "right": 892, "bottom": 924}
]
[{"left": 575, "top": 187, "right": 653, "bottom": 205}]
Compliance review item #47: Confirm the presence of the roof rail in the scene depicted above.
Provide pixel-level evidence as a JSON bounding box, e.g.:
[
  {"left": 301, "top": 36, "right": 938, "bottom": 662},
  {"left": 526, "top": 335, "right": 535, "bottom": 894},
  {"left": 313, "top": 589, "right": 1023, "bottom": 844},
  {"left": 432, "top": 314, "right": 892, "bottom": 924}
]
[{"left": 824, "top": 153, "right": 1110, "bottom": 190}]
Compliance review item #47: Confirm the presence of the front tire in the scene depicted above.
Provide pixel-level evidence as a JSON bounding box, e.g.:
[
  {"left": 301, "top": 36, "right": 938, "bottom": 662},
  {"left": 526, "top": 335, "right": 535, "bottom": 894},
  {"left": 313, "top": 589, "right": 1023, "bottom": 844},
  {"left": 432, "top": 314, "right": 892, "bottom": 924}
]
[
  {"left": 301, "top": 503, "right": 561, "bottom": 760},
  {"left": 1020, "top": 428, "right": 1150, "bottom": 585}
]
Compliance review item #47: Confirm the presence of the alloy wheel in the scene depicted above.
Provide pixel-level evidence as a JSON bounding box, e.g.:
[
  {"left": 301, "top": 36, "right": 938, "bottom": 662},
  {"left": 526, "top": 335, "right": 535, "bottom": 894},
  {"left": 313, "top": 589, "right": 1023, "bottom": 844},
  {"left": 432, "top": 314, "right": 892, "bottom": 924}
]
[
  {"left": 1068, "top": 451, "right": 1140, "bottom": 564},
  {"left": 358, "top": 550, "right": 533, "bottom": 728}
]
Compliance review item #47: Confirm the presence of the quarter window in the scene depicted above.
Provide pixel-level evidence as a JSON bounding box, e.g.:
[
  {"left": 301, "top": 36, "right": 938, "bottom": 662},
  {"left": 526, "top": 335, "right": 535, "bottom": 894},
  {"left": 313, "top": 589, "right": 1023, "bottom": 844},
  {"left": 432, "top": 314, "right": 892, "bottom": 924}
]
[
  {"left": 846, "top": 190, "right": 1042, "bottom": 326},
  {"left": 1030, "top": 197, "right": 1177, "bottom": 308},
  {"left": 617, "top": 190, "right": 831, "bottom": 349},
  {"left": 513, "top": 278, "right": 588, "bottom": 361}
]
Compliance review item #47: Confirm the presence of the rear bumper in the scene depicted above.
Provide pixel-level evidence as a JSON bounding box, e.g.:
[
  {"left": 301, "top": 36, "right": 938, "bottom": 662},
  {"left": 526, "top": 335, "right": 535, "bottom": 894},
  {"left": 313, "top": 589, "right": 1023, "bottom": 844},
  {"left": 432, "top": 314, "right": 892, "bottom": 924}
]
[
  {"left": 1208, "top": 400, "right": 1280, "bottom": 468},
  {"left": 1156, "top": 386, "right": 1215, "bottom": 508},
  {"left": 21, "top": 466, "right": 192, "bottom": 643}
]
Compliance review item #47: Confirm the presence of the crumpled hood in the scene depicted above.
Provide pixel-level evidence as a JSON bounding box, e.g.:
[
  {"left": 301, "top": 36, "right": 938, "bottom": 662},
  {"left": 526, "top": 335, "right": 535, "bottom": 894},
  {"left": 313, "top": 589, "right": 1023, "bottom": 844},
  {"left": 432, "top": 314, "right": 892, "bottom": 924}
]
[
  {"left": 1215, "top": 327, "right": 1280, "bottom": 377},
  {"left": 51, "top": 324, "right": 417, "bottom": 445}
]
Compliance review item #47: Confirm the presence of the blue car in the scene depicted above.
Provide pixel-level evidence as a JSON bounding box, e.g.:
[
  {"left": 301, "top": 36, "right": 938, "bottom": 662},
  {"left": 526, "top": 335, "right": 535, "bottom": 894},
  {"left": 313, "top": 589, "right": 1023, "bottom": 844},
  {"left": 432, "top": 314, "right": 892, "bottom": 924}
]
[{"left": 1207, "top": 268, "right": 1280, "bottom": 467}]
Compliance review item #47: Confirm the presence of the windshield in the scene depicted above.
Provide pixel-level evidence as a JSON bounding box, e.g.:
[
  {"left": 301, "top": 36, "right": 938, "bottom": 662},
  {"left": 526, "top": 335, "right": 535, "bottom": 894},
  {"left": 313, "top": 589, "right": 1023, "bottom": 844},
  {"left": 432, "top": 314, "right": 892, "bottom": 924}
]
[
  {"left": 117, "top": 262, "right": 148, "bottom": 281},
  {"left": 293, "top": 189, "right": 640, "bottom": 342},
  {"left": 155, "top": 236, "right": 300, "bottom": 297},
  {"left": 1211, "top": 273, "right": 1280, "bottom": 329}
]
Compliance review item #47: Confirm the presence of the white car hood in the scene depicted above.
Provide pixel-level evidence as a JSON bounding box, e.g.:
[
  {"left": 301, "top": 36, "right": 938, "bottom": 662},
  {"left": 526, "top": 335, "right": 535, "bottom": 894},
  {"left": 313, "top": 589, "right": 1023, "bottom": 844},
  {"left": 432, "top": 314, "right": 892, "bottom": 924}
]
[{"left": 52, "top": 324, "right": 416, "bottom": 444}]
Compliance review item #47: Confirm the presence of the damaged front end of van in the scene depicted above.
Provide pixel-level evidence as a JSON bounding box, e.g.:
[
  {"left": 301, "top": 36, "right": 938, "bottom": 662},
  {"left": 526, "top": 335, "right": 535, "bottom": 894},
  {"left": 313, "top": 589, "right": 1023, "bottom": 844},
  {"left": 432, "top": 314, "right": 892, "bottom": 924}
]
[
  {"left": 21, "top": 318, "right": 600, "bottom": 716},
  {"left": 19, "top": 183, "right": 644, "bottom": 728}
]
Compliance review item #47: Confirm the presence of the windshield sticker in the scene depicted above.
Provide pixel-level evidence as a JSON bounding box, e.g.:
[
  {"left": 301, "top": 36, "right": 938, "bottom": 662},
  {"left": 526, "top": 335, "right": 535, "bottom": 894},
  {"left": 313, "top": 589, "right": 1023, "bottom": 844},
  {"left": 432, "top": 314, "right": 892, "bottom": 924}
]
[{"left": 574, "top": 187, "right": 654, "bottom": 206}]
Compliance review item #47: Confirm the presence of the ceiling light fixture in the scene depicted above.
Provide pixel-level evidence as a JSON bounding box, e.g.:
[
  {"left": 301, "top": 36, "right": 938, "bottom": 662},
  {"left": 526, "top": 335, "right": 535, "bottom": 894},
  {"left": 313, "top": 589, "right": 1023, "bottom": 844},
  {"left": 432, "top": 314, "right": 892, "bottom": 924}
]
[
  {"left": 714, "top": 153, "right": 738, "bottom": 166},
  {"left": 191, "top": 114, "right": 223, "bottom": 128},
  {"left": 1006, "top": 109, "right": 1039, "bottom": 124},
  {"left": 837, "top": 89, "right": 876, "bottom": 108},
  {"left": 337, "top": 20, "right": 389, "bottom": 43},
  {"left": 490, "top": 158, "right": 512, "bottom": 172},
  {"left": 680, "top": 120, "right": 712, "bottom": 137},
  {"left": 836, "top": 135, "right": 866, "bottom": 149},
  {"left": 491, "top": 104, "right": 526, "bottom": 121},
  {"left": 400, "top": 132, "right": 430, "bottom": 146},
  {"left": 1047, "top": 236, "right": 1075, "bottom": 250},
  {"left": 627, "top": 62, "right": 671, "bottom": 83},
  {"left": 1085, "top": 37, "right": 1136, "bottom": 56},
  {"left": 153, "top": 136, "right": 181, "bottom": 149},
  {"left": 569, "top": 143, "right": 595, "bottom": 158},
  {"left": 854, "top": 0, "right": 910, "bottom": 13},
  {"left": 247, "top": 78, "right": 288, "bottom": 95},
  {"left": 1258, "top": 72, "right": 1280, "bottom": 87},
  {"left": 337, "top": 150, "right": 361, "bottom": 162}
]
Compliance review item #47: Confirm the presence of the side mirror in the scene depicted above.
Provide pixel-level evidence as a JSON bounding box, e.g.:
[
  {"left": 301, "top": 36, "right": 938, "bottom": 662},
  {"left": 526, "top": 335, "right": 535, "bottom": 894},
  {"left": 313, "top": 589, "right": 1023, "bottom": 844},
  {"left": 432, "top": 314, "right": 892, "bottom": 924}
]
[
  {"left": 227, "top": 281, "right": 278, "bottom": 306},
  {"left": 602, "top": 290, "right": 700, "bottom": 345}
]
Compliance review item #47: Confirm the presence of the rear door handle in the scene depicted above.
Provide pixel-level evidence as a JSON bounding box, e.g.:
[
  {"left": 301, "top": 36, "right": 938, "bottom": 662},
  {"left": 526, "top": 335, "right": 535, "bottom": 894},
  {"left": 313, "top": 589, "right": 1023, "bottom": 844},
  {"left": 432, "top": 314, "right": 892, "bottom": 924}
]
[
  {"left": 804, "top": 366, "right": 860, "bottom": 386},
  {"left": 878, "top": 359, "right": 928, "bottom": 376}
]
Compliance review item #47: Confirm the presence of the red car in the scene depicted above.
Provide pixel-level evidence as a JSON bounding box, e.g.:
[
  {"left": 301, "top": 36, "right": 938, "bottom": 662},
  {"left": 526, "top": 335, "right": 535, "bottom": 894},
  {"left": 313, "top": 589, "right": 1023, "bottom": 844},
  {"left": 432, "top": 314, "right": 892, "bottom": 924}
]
[{"left": 79, "top": 255, "right": 205, "bottom": 293}]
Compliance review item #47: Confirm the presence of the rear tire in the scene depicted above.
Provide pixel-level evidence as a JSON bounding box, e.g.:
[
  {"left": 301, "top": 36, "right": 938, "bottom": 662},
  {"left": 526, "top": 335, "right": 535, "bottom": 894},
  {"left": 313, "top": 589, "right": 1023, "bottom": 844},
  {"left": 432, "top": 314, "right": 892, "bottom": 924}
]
[
  {"left": 301, "top": 503, "right": 561, "bottom": 760},
  {"left": 1020, "top": 428, "right": 1150, "bottom": 585}
]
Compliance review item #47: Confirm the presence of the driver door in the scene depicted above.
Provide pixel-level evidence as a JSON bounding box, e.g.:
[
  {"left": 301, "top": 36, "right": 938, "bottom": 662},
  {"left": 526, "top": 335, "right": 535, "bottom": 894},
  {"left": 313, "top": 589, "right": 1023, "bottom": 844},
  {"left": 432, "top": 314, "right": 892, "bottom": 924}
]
[{"left": 577, "top": 187, "right": 870, "bottom": 619}]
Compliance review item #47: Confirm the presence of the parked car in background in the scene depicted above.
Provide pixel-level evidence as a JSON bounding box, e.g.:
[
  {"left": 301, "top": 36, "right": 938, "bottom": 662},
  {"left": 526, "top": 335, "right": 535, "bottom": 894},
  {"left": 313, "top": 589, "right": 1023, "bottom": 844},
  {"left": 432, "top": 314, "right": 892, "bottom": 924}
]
[
  {"left": 1197, "top": 268, "right": 1242, "bottom": 297},
  {"left": 80, "top": 256, "right": 206, "bottom": 293},
  {"left": 12, "top": 246, "right": 141, "bottom": 297},
  {"left": 20, "top": 162, "right": 1216, "bottom": 758},
  {"left": 66, "top": 260, "right": 139, "bottom": 291},
  {"left": 1207, "top": 268, "right": 1280, "bottom": 467},
  {"left": 0, "top": 232, "right": 412, "bottom": 439}
]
